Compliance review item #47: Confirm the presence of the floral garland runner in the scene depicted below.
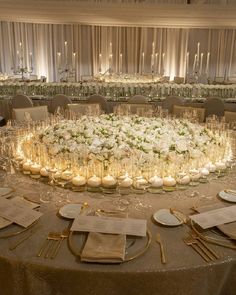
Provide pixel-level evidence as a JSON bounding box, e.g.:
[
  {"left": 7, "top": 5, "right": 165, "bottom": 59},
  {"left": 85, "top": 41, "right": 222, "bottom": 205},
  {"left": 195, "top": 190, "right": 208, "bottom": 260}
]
[{"left": 16, "top": 114, "right": 233, "bottom": 192}]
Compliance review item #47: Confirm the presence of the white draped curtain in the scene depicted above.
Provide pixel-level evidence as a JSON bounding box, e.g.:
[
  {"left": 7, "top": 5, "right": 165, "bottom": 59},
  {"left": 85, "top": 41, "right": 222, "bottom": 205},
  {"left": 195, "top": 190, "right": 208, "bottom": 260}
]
[{"left": 0, "top": 21, "right": 235, "bottom": 82}]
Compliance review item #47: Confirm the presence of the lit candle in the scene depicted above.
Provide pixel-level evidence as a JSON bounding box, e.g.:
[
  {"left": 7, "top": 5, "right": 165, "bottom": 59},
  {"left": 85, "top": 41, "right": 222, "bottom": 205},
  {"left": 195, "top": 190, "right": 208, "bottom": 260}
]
[
  {"left": 197, "top": 42, "right": 200, "bottom": 65},
  {"left": 119, "top": 174, "right": 133, "bottom": 188},
  {"left": 199, "top": 53, "right": 203, "bottom": 75},
  {"left": 119, "top": 53, "right": 123, "bottom": 74},
  {"left": 29, "top": 52, "right": 33, "bottom": 69},
  {"left": 149, "top": 175, "right": 163, "bottom": 188},
  {"left": 109, "top": 42, "right": 112, "bottom": 54},
  {"left": 215, "top": 161, "right": 226, "bottom": 171},
  {"left": 22, "top": 161, "right": 32, "bottom": 171},
  {"left": 30, "top": 163, "right": 41, "bottom": 175},
  {"left": 151, "top": 54, "right": 154, "bottom": 73},
  {"left": 61, "top": 170, "right": 73, "bottom": 181},
  {"left": 102, "top": 174, "right": 117, "bottom": 188},
  {"left": 163, "top": 176, "right": 176, "bottom": 187},
  {"left": 135, "top": 177, "right": 148, "bottom": 189},
  {"left": 200, "top": 167, "right": 209, "bottom": 176},
  {"left": 205, "top": 162, "right": 216, "bottom": 173},
  {"left": 155, "top": 53, "right": 159, "bottom": 74},
  {"left": 193, "top": 54, "right": 197, "bottom": 72},
  {"left": 72, "top": 175, "right": 86, "bottom": 186},
  {"left": 186, "top": 52, "right": 189, "bottom": 74},
  {"left": 57, "top": 52, "right": 61, "bottom": 69},
  {"left": 72, "top": 52, "right": 76, "bottom": 69},
  {"left": 189, "top": 169, "right": 201, "bottom": 181},
  {"left": 40, "top": 167, "right": 49, "bottom": 177},
  {"left": 162, "top": 53, "right": 165, "bottom": 74},
  {"left": 177, "top": 173, "right": 190, "bottom": 185},
  {"left": 87, "top": 175, "right": 102, "bottom": 187},
  {"left": 206, "top": 52, "right": 210, "bottom": 76},
  {"left": 142, "top": 52, "right": 145, "bottom": 74},
  {"left": 64, "top": 41, "right": 68, "bottom": 65},
  {"left": 99, "top": 53, "right": 102, "bottom": 73},
  {"left": 109, "top": 54, "right": 113, "bottom": 71}
]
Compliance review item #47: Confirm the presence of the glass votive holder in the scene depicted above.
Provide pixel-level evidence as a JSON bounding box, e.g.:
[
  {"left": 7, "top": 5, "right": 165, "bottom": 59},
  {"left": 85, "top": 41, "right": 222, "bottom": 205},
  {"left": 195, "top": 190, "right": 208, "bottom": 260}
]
[
  {"left": 215, "top": 161, "right": 227, "bottom": 178},
  {"left": 102, "top": 174, "right": 117, "bottom": 194},
  {"left": 189, "top": 169, "right": 201, "bottom": 186},
  {"left": 133, "top": 176, "right": 148, "bottom": 194},
  {"left": 117, "top": 174, "right": 133, "bottom": 195},
  {"left": 147, "top": 175, "right": 163, "bottom": 194},
  {"left": 87, "top": 175, "right": 102, "bottom": 193},
  {"left": 176, "top": 172, "right": 190, "bottom": 190},
  {"left": 29, "top": 163, "right": 42, "bottom": 179},
  {"left": 22, "top": 161, "right": 32, "bottom": 175},
  {"left": 199, "top": 167, "right": 210, "bottom": 183},
  {"left": 162, "top": 175, "right": 177, "bottom": 192},
  {"left": 71, "top": 174, "right": 87, "bottom": 192}
]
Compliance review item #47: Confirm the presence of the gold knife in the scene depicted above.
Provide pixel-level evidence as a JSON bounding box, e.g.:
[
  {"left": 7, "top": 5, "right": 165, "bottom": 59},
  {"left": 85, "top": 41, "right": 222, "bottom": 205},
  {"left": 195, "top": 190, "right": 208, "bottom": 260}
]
[{"left": 156, "top": 232, "right": 166, "bottom": 264}]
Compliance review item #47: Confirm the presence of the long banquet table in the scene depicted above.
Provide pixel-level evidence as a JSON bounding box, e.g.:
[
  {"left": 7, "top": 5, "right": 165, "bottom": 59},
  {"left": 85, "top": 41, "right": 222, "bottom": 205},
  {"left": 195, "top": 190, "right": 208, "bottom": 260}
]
[{"left": 0, "top": 166, "right": 236, "bottom": 295}]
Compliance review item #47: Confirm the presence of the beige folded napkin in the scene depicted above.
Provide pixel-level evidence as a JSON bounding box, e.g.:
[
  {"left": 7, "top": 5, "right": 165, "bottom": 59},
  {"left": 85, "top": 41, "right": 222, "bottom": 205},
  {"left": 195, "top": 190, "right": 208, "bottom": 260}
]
[
  {"left": 81, "top": 212, "right": 127, "bottom": 263},
  {"left": 194, "top": 203, "right": 236, "bottom": 239}
]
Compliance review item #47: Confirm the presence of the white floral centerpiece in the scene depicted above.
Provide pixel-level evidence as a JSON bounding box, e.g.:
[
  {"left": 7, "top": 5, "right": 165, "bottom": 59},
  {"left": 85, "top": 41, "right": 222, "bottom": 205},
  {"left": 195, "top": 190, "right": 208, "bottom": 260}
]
[{"left": 17, "top": 114, "right": 232, "bottom": 190}]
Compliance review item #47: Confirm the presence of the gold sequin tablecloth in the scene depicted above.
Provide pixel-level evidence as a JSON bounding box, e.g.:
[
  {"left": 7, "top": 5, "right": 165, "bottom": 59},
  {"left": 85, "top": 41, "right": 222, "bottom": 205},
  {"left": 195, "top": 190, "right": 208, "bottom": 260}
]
[{"left": 0, "top": 170, "right": 236, "bottom": 295}]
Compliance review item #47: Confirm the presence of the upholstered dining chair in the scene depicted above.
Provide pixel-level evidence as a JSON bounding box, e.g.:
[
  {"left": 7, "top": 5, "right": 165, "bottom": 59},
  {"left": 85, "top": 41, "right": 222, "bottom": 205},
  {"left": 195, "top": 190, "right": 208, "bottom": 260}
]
[
  {"left": 87, "top": 94, "right": 109, "bottom": 113},
  {"left": 12, "top": 105, "right": 49, "bottom": 122},
  {"left": 162, "top": 96, "right": 185, "bottom": 113},
  {"left": 114, "top": 103, "right": 153, "bottom": 116},
  {"left": 12, "top": 94, "right": 33, "bottom": 109},
  {"left": 67, "top": 103, "right": 102, "bottom": 116},
  {"left": 173, "top": 105, "right": 205, "bottom": 123},
  {"left": 224, "top": 111, "right": 236, "bottom": 124},
  {"left": 128, "top": 95, "right": 148, "bottom": 104},
  {"left": 51, "top": 94, "right": 72, "bottom": 114},
  {"left": 203, "top": 98, "right": 225, "bottom": 118}
]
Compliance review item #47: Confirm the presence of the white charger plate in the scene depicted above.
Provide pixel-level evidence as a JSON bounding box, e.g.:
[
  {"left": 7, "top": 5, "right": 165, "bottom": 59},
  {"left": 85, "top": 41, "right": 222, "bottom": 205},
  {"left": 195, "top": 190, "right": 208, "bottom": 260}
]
[
  {"left": 153, "top": 209, "right": 183, "bottom": 226},
  {"left": 0, "top": 187, "right": 14, "bottom": 198},
  {"left": 59, "top": 203, "right": 82, "bottom": 219},
  {"left": 218, "top": 190, "right": 236, "bottom": 203}
]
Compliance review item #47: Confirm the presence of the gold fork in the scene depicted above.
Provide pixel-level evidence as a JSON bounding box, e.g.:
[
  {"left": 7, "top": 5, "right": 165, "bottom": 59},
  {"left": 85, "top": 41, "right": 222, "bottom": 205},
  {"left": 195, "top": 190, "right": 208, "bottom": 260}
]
[
  {"left": 50, "top": 229, "right": 70, "bottom": 259},
  {"left": 183, "top": 236, "right": 210, "bottom": 262},
  {"left": 156, "top": 232, "right": 166, "bottom": 264},
  {"left": 37, "top": 232, "right": 61, "bottom": 258}
]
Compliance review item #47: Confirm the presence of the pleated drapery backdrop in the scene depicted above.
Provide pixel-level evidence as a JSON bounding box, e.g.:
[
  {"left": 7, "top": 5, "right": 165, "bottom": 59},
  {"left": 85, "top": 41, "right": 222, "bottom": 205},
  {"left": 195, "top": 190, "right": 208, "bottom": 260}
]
[{"left": 0, "top": 21, "right": 235, "bottom": 82}]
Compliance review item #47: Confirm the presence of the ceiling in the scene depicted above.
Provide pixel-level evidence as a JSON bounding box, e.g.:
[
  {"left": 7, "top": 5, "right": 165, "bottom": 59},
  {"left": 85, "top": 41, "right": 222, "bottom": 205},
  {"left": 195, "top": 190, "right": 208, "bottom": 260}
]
[{"left": 0, "top": 0, "right": 235, "bottom": 28}]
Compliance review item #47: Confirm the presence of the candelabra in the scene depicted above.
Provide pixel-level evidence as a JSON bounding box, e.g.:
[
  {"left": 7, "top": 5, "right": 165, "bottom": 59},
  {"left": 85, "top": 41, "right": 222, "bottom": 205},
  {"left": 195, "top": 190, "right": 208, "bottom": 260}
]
[
  {"left": 58, "top": 66, "right": 76, "bottom": 82},
  {"left": 57, "top": 43, "right": 77, "bottom": 82},
  {"left": 12, "top": 46, "right": 33, "bottom": 80}
]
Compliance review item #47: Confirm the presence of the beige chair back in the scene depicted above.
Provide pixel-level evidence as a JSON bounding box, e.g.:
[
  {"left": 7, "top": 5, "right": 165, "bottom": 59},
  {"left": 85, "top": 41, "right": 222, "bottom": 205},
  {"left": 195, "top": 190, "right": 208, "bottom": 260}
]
[
  {"left": 51, "top": 94, "right": 72, "bottom": 113},
  {"left": 128, "top": 95, "right": 148, "bottom": 104},
  {"left": 12, "top": 94, "right": 33, "bottom": 109},
  {"left": 225, "top": 111, "right": 236, "bottom": 123},
  {"left": 114, "top": 103, "right": 153, "bottom": 116},
  {"left": 67, "top": 103, "right": 101, "bottom": 116},
  {"left": 173, "top": 105, "right": 205, "bottom": 123},
  {"left": 13, "top": 106, "right": 48, "bottom": 122},
  {"left": 162, "top": 96, "right": 184, "bottom": 113},
  {"left": 203, "top": 98, "right": 225, "bottom": 118},
  {"left": 87, "top": 95, "right": 108, "bottom": 113},
  {"left": 173, "top": 77, "right": 184, "bottom": 84}
]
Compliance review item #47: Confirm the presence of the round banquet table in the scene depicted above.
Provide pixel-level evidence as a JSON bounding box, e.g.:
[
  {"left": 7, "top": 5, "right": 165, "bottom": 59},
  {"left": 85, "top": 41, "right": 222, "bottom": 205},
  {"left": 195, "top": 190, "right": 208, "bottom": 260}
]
[{"left": 0, "top": 168, "right": 236, "bottom": 295}]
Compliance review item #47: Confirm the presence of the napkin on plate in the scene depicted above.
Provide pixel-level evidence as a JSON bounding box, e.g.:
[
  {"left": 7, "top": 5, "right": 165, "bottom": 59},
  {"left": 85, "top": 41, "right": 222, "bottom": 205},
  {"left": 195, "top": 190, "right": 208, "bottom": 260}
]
[{"left": 81, "top": 211, "right": 127, "bottom": 263}]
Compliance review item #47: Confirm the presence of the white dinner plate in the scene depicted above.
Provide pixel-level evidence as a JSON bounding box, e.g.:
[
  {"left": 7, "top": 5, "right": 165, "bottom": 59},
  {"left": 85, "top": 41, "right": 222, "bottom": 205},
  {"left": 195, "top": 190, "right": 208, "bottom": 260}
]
[
  {"left": 153, "top": 209, "right": 183, "bottom": 226},
  {"left": 0, "top": 187, "right": 14, "bottom": 198},
  {"left": 218, "top": 190, "right": 236, "bottom": 203},
  {"left": 59, "top": 203, "right": 82, "bottom": 219}
]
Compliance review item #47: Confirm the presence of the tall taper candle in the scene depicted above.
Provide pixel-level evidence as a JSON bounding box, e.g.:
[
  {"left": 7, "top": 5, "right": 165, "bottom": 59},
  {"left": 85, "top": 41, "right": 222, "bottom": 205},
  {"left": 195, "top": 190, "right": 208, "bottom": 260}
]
[
  {"left": 72, "top": 52, "right": 76, "bottom": 69},
  {"left": 64, "top": 41, "right": 68, "bottom": 65},
  {"left": 162, "top": 53, "right": 165, "bottom": 74},
  {"left": 151, "top": 54, "right": 154, "bottom": 73},
  {"left": 197, "top": 42, "right": 200, "bottom": 65},
  {"left": 142, "top": 52, "right": 145, "bottom": 74},
  {"left": 186, "top": 52, "right": 189, "bottom": 74},
  {"left": 99, "top": 53, "right": 102, "bottom": 73},
  {"left": 155, "top": 53, "right": 159, "bottom": 74},
  {"left": 206, "top": 52, "right": 210, "bottom": 76},
  {"left": 199, "top": 53, "right": 203, "bottom": 75},
  {"left": 57, "top": 52, "right": 61, "bottom": 69},
  {"left": 119, "top": 53, "right": 123, "bottom": 74},
  {"left": 29, "top": 52, "right": 33, "bottom": 68},
  {"left": 193, "top": 54, "right": 197, "bottom": 72}
]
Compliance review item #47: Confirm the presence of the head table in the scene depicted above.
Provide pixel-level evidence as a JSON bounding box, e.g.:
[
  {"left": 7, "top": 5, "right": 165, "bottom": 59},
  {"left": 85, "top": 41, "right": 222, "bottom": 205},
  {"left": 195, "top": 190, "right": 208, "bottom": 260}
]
[{"left": 0, "top": 165, "right": 236, "bottom": 295}]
